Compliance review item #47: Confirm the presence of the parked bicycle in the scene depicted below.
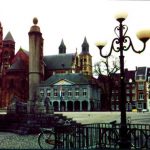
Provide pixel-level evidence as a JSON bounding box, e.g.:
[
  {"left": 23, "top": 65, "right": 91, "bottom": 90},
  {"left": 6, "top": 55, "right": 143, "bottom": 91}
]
[
  {"left": 100, "top": 120, "right": 148, "bottom": 149},
  {"left": 100, "top": 120, "right": 119, "bottom": 148},
  {"left": 127, "top": 127, "right": 149, "bottom": 149},
  {"left": 38, "top": 120, "right": 87, "bottom": 149}
]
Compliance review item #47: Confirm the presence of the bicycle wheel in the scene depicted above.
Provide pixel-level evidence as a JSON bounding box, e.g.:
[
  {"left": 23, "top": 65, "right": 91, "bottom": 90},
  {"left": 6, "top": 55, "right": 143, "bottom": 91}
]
[
  {"left": 128, "top": 128, "right": 146, "bottom": 149},
  {"left": 38, "top": 131, "right": 55, "bottom": 149},
  {"left": 102, "top": 129, "right": 119, "bottom": 148}
]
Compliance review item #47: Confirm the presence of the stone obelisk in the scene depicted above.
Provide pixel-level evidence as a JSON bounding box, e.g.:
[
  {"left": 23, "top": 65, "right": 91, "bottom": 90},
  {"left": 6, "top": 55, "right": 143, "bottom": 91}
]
[{"left": 28, "top": 18, "right": 43, "bottom": 113}]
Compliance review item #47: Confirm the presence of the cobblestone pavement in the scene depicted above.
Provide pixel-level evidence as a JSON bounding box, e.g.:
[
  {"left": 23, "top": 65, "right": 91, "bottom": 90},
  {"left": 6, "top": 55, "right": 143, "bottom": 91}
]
[
  {"left": 0, "top": 112, "right": 150, "bottom": 149},
  {"left": 0, "top": 132, "right": 40, "bottom": 149}
]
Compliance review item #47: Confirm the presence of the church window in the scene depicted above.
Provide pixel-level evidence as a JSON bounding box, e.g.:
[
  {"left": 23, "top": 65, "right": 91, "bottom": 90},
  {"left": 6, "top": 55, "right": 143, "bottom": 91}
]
[
  {"left": 84, "top": 58, "right": 87, "bottom": 62},
  {"left": 3, "top": 43, "right": 9, "bottom": 48},
  {"left": 10, "top": 44, "right": 14, "bottom": 49}
]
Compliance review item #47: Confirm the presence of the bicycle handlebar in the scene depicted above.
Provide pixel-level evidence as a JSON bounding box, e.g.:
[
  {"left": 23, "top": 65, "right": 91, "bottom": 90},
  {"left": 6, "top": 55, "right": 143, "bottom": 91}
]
[{"left": 64, "top": 120, "right": 71, "bottom": 126}]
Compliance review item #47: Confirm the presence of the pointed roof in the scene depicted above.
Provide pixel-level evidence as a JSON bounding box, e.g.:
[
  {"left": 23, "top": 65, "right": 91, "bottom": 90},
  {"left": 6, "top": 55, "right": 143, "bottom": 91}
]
[
  {"left": 18, "top": 47, "right": 29, "bottom": 55},
  {"left": 4, "top": 31, "right": 15, "bottom": 42},
  {"left": 60, "top": 39, "right": 65, "bottom": 47},
  {"left": 11, "top": 47, "right": 29, "bottom": 64},
  {"left": 83, "top": 37, "right": 88, "bottom": 44},
  {"left": 81, "top": 36, "right": 89, "bottom": 54},
  {"left": 59, "top": 39, "right": 66, "bottom": 54}
]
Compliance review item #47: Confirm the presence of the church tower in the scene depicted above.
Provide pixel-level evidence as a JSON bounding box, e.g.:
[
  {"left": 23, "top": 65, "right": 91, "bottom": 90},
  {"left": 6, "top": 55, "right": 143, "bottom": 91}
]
[
  {"left": 28, "top": 17, "right": 44, "bottom": 113},
  {"left": 0, "top": 29, "right": 15, "bottom": 107},
  {"left": 59, "top": 39, "right": 66, "bottom": 54},
  {"left": 1, "top": 32, "right": 15, "bottom": 75},
  {"left": 79, "top": 37, "right": 92, "bottom": 76}
]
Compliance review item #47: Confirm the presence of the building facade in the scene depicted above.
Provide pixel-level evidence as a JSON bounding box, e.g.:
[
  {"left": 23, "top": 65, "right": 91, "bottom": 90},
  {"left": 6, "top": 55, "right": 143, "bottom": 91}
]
[
  {"left": 0, "top": 18, "right": 100, "bottom": 112},
  {"left": 38, "top": 73, "right": 101, "bottom": 111},
  {"left": 100, "top": 67, "right": 150, "bottom": 112}
]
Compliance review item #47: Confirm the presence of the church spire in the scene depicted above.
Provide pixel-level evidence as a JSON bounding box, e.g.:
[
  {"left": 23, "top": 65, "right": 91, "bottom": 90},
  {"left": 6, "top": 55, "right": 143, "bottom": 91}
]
[
  {"left": 4, "top": 31, "right": 15, "bottom": 42},
  {"left": 81, "top": 37, "right": 89, "bottom": 54},
  {"left": 59, "top": 39, "right": 66, "bottom": 54}
]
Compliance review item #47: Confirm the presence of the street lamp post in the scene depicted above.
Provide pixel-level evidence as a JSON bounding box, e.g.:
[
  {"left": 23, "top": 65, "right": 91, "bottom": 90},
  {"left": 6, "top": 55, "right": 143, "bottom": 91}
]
[{"left": 96, "top": 12, "right": 150, "bottom": 149}]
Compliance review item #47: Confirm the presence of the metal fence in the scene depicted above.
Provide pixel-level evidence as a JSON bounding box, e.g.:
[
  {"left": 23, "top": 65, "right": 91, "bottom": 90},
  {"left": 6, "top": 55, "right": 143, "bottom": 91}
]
[{"left": 53, "top": 123, "right": 150, "bottom": 149}]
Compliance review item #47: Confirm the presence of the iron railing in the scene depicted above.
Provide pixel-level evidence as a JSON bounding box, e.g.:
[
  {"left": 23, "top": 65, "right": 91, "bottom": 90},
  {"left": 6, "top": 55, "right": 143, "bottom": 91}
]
[{"left": 53, "top": 123, "right": 150, "bottom": 149}]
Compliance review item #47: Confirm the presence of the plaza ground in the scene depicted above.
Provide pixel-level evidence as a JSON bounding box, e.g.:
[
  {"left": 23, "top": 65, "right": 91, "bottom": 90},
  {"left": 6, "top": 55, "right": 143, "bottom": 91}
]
[
  {"left": 55, "top": 111, "right": 150, "bottom": 124},
  {"left": 0, "top": 111, "right": 150, "bottom": 149}
]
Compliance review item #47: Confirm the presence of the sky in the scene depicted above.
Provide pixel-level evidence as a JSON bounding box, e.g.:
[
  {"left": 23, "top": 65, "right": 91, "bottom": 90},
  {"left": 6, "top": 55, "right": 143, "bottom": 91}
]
[{"left": 1, "top": 0, "right": 150, "bottom": 70}]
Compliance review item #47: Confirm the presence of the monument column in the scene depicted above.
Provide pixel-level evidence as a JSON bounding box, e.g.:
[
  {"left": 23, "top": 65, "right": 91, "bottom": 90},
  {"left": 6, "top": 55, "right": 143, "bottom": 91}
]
[{"left": 28, "top": 18, "right": 43, "bottom": 113}]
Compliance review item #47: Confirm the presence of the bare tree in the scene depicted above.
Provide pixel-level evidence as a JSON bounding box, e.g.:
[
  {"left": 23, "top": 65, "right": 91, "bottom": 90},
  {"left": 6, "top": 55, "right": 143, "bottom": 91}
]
[{"left": 94, "top": 56, "right": 120, "bottom": 111}]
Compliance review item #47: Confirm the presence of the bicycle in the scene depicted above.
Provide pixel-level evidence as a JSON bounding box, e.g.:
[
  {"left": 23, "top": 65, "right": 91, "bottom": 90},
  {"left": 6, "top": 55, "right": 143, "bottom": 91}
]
[
  {"left": 38, "top": 120, "right": 87, "bottom": 149},
  {"left": 100, "top": 120, "right": 149, "bottom": 149},
  {"left": 100, "top": 121, "right": 142, "bottom": 149},
  {"left": 101, "top": 120, "right": 120, "bottom": 148},
  {"left": 127, "top": 127, "right": 148, "bottom": 149}
]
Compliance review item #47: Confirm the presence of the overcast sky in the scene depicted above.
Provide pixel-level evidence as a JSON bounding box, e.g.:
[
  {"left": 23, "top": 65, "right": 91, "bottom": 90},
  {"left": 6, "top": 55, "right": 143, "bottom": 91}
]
[{"left": 1, "top": 0, "right": 150, "bottom": 70}]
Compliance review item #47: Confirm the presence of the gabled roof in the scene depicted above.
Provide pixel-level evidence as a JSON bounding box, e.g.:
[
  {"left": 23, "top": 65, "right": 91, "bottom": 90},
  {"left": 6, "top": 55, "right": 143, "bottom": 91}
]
[
  {"left": 40, "top": 73, "right": 91, "bottom": 86},
  {"left": 7, "top": 58, "right": 26, "bottom": 72},
  {"left": 4, "top": 31, "right": 15, "bottom": 42},
  {"left": 136, "top": 67, "right": 147, "bottom": 76},
  {"left": 12, "top": 48, "right": 29, "bottom": 64},
  {"left": 135, "top": 67, "right": 147, "bottom": 81},
  {"left": 43, "top": 53, "right": 75, "bottom": 70},
  {"left": 53, "top": 79, "right": 75, "bottom": 85}
]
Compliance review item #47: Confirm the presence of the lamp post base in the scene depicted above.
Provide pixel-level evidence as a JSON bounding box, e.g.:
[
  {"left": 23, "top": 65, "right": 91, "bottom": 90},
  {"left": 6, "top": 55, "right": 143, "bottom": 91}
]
[{"left": 119, "top": 125, "right": 130, "bottom": 149}]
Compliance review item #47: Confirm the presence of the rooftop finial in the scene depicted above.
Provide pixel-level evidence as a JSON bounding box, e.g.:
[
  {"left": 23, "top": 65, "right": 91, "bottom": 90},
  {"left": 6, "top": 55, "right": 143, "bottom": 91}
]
[
  {"left": 29, "top": 17, "right": 40, "bottom": 32},
  {"left": 33, "top": 17, "right": 38, "bottom": 25}
]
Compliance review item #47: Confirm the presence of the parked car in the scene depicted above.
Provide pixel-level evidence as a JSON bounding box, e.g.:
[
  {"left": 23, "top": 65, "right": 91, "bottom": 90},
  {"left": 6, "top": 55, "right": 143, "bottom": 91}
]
[
  {"left": 132, "top": 109, "right": 137, "bottom": 112},
  {"left": 142, "top": 109, "right": 149, "bottom": 112}
]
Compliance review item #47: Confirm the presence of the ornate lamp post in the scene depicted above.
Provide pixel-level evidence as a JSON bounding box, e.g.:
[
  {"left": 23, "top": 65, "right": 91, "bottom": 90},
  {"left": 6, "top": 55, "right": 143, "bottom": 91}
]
[{"left": 96, "top": 12, "right": 150, "bottom": 149}]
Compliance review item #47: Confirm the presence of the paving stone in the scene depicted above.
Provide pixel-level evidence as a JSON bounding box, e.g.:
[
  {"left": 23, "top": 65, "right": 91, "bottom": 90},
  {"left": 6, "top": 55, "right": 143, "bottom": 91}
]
[{"left": 0, "top": 112, "right": 150, "bottom": 149}]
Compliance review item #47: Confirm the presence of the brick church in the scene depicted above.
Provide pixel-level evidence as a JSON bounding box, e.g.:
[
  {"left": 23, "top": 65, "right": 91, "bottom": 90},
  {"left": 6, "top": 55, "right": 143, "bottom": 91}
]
[{"left": 0, "top": 18, "right": 101, "bottom": 112}]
